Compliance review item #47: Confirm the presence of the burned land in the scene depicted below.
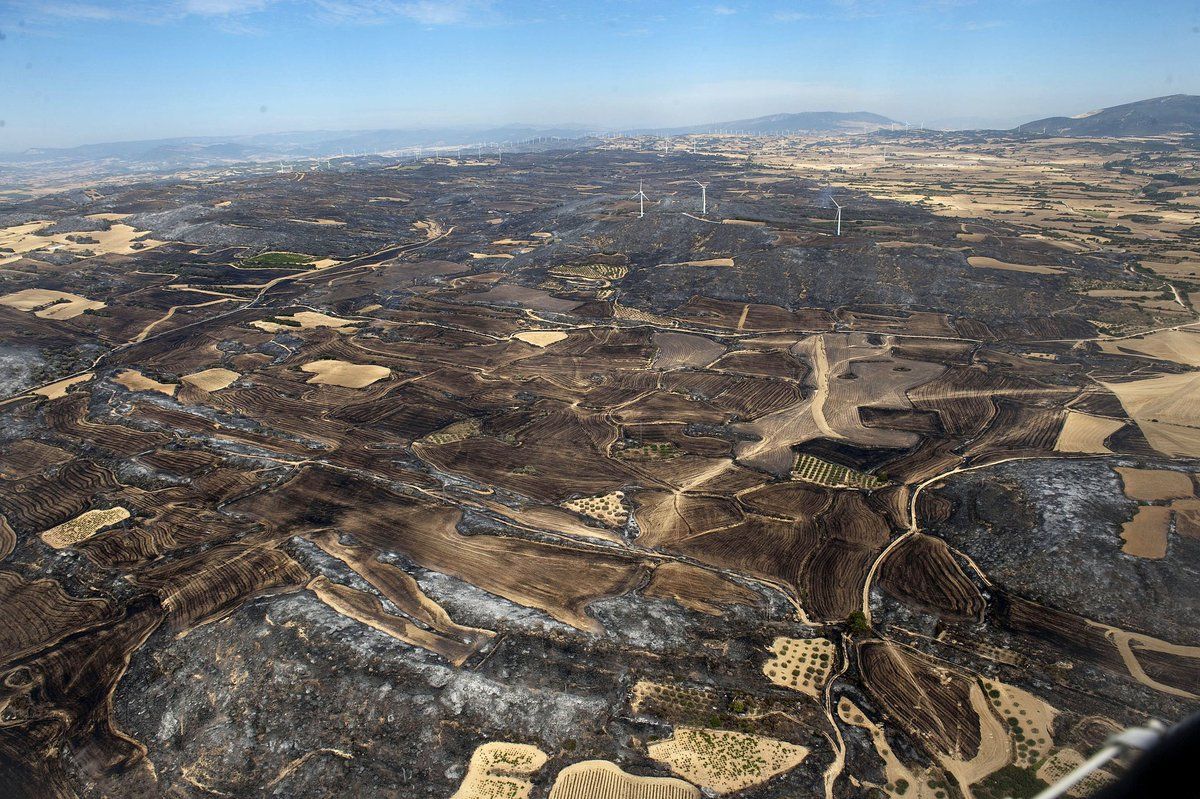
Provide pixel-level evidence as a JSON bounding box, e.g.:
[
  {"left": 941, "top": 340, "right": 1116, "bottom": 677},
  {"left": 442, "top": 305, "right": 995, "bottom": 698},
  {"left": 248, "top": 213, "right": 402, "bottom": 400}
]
[{"left": 1, "top": 134, "right": 1198, "bottom": 799}]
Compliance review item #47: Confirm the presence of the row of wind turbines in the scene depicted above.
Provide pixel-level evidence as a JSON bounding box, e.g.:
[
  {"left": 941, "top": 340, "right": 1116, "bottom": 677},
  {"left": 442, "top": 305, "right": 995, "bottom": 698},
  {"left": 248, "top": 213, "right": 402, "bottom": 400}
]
[{"left": 631, "top": 178, "right": 841, "bottom": 236}]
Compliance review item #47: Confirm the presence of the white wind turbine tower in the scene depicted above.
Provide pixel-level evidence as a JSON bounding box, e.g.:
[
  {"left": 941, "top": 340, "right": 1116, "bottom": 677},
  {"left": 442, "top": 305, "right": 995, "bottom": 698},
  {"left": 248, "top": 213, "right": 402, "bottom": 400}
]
[
  {"left": 692, "top": 179, "right": 709, "bottom": 216},
  {"left": 633, "top": 180, "right": 649, "bottom": 219},
  {"left": 831, "top": 197, "right": 842, "bottom": 236}
]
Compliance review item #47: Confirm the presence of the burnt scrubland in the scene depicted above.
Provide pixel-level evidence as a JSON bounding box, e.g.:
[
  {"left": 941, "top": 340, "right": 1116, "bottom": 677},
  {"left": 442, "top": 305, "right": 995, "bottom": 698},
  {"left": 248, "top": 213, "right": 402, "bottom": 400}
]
[{"left": 0, "top": 136, "right": 1198, "bottom": 798}]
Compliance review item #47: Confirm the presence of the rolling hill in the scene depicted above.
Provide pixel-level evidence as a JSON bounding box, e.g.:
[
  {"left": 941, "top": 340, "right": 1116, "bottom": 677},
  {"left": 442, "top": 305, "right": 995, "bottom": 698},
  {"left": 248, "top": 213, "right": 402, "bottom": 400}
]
[{"left": 1014, "top": 94, "right": 1200, "bottom": 136}]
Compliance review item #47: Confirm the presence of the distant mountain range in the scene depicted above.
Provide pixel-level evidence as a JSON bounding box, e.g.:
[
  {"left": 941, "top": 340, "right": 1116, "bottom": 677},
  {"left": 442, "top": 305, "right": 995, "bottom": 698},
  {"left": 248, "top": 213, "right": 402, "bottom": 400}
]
[
  {"left": 645, "top": 111, "right": 899, "bottom": 136},
  {"left": 2, "top": 96, "right": 1197, "bottom": 188},
  {"left": 1013, "top": 94, "right": 1200, "bottom": 136}
]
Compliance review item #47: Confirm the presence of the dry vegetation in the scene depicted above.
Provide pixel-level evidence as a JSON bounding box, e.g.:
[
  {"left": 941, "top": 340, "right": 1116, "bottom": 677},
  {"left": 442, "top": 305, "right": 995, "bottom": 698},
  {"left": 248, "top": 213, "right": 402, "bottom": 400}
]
[
  {"left": 647, "top": 727, "right": 807, "bottom": 794},
  {"left": 761, "top": 636, "right": 836, "bottom": 697}
]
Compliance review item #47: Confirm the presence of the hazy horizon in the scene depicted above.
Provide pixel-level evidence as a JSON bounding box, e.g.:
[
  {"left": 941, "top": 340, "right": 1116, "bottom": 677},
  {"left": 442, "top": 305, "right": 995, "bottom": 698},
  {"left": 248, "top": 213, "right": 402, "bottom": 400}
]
[{"left": 1, "top": 0, "right": 1197, "bottom": 150}]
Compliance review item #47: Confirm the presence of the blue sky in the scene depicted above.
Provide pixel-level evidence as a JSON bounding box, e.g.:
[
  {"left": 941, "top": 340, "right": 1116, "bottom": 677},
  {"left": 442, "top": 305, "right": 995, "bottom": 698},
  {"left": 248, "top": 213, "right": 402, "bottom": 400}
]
[{"left": 0, "top": 0, "right": 1197, "bottom": 149}]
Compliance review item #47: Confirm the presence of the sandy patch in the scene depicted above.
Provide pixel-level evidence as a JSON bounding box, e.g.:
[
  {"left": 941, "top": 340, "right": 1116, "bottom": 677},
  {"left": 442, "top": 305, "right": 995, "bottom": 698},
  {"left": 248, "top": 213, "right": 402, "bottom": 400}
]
[
  {"left": 114, "top": 369, "right": 177, "bottom": 396},
  {"left": 762, "top": 636, "right": 836, "bottom": 698},
  {"left": 0, "top": 288, "right": 106, "bottom": 320},
  {"left": 181, "top": 368, "right": 240, "bottom": 392},
  {"left": 252, "top": 311, "right": 359, "bottom": 333},
  {"left": 548, "top": 760, "right": 698, "bottom": 799},
  {"left": 41, "top": 507, "right": 130, "bottom": 549},
  {"left": 32, "top": 373, "right": 93, "bottom": 399},
  {"left": 514, "top": 330, "right": 567, "bottom": 347},
  {"left": 469, "top": 252, "right": 514, "bottom": 260},
  {"left": 1053, "top": 412, "right": 1124, "bottom": 454},
  {"left": 648, "top": 728, "right": 807, "bottom": 794},
  {"left": 721, "top": 219, "right": 766, "bottom": 226},
  {"left": 301, "top": 360, "right": 389, "bottom": 389},
  {"left": 1119, "top": 505, "right": 1171, "bottom": 559},
  {"left": 967, "top": 256, "right": 1064, "bottom": 275}
]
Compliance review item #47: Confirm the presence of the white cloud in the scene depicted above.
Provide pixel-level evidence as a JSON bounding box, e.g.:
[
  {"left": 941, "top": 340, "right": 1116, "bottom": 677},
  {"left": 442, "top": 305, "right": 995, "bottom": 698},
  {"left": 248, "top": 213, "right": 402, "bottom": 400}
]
[
  {"left": 7, "top": 0, "right": 496, "bottom": 27},
  {"left": 310, "top": 0, "right": 496, "bottom": 25},
  {"left": 711, "top": 4, "right": 737, "bottom": 15},
  {"left": 182, "top": 0, "right": 277, "bottom": 14}
]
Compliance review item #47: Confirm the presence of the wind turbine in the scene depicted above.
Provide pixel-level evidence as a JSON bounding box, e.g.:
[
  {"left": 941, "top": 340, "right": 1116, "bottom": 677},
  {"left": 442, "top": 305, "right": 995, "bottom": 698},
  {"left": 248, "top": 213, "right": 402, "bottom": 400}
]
[
  {"left": 831, "top": 197, "right": 842, "bottom": 236},
  {"left": 633, "top": 180, "right": 649, "bottom": 219},
  {"left": 692, "top": 179, "right": 709, "bottom": 216}
]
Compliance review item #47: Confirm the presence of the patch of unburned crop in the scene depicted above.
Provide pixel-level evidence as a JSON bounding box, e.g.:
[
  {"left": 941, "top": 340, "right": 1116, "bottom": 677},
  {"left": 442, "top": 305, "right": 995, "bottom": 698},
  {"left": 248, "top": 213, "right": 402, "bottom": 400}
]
[
  {"left": 418, "top": 418, "right": 482, "bottom": 446},
  {"left": 562, "top": 492, "right": 628, "bottom": 527},
  {"left": 32, "top": 373, "right": 93, "bottom": 399},
  {"left": 41, "top": 507, "right": 130, "bottom": 549},
  {"left": 547, "top": 760, "right": 699, "bottom": 799},
  {"left": 1053, "top": 412, "right": 1124, "bottom": 454},
  {"left": 659, "top": 258, "right": 735, "bottom": 268},
  {"left": 513, "top": 330, "right": 568, "bottom": 347},
  {"left": 981, "top": 679, "right": 1057, "bottom": 769},
  {"left": 647, "top": 727, "right": 807, "bottom": 794},
  {"left": 762, "top": 636, "right": 835, "bottom": 698},
  {"left": 967, "top": 256, "right": 1065, "bottom": 275},
  {"left": 451, "top": 741, "right": 549, "bottom": 799},
  {"left": 1036, "top": 749, "right": 1113, "bottom": 797},
  {"left": 1115, "top": 467, "right": 1194, "bottom": 501},
  {"left": 615, "top": 441, "right": 680, "bottom": 460},
  {"left": 549, "top": 264, "right": 629, "bottom": 281},
  {"left": 300, "top": 360, "right": 390, "bottom": 389},
  {"left": 251, "top": 310, "right": 358, "bottom": 333},
  {"left": 181, "top": 368, "right": 240, "bottom": 392},
  {"left": 0, "top": 289, "right": 106, "bottom": 320},
  {"left": 114, "top": 369, "right": 177, "bottom": 396},
  {"left": 1098, "top": 328, "right": 1200, "bottom": 367},
  {"left": 791, "top": 454, "right": 886, "bottom": 489},
  {"left": 1119, "top": 505, "right": 1171, "bottom": 559},
  {"left": 241, "top": 251, "right": 316, "bottom": 267},
  {"left": 1099, "top": 371, "right": 1200, "bottom": 457}
]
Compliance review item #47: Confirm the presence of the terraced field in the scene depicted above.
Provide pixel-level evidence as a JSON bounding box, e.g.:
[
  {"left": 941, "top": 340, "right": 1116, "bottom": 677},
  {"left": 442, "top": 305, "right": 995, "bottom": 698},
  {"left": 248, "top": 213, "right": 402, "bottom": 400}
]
[{"left": 0, "top": 136, "right": 1197, "bottom": 799}]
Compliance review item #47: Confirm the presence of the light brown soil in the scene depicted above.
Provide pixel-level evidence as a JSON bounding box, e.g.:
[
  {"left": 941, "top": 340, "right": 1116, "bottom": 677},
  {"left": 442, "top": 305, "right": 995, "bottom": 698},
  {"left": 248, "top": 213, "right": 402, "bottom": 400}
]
[
  {"left": 32, "top": 373, "right": 93, "bottom": 399},
  {"left": 300, "top": 360, "right": 390, "bottom": 389},
  {"left": 1114, "top": 467, "right": 1194, "bottom": 501},
  {"left": 181, "top": 368, "right": 240, "bottom": 392},
  {"left": 1119, "top": 506, "right": 1171, "bottom": 558},
  {"left": 514, "top": 330, "right": 568, "bottom": 347},
  {"left": 114, "top": 369, "right": 178, "bottom": 396},
  {"left": 1053, "top": 412, "right": 1124, "bottom": 454},
  {"left": 548, "top": 760, "right": 699, "bottom": 799},
  {"left": 0, "top": 289, "right": 106, "bottom": 319},
  {"left": 967, "top": 256, "right": 1064, "bottom": 275}
]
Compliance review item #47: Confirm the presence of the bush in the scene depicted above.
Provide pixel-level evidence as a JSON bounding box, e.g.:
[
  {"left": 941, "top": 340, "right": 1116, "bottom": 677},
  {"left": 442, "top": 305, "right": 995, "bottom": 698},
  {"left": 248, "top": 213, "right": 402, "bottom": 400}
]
[{"left": 846, "top": 610, "right": 871, "bottom": 636}]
